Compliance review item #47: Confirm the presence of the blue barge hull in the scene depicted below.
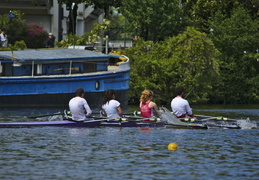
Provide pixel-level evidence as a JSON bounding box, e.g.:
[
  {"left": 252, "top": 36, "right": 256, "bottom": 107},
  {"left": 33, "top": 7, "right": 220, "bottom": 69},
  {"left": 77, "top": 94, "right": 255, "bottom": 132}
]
[{"left": 0, "top": 49, "right": 130, "bottom": 108}]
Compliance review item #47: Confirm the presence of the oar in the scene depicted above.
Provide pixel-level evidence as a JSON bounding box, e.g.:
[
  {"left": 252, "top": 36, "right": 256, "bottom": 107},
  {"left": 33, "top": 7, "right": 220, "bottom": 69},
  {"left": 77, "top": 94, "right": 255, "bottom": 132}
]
[
  {"left": 28, "top": 113, "right": 64, "bottom": 119},
  {"left": 96, "top": 117, "right": 162, "bottom": 123},
  {"left": 83, "top": 118, "right": 111, "bottom": 123},
  {"left": 126, "top": 118, "right": 206, "bottom": 128},
  {"left": 126, "top": 117, "right": 161, "bottom": 122},
  {"left": 194, "top": 114, "right": 239, "bottom": 121},
  {"left": 92, "top": 112, "right": 138, "bottom": 116},
  {"left": 81, "top": 117, "right": 155, "bottom": 124},
  {"left": 69, "top": 117, "right": 118, "bottom": 123}
]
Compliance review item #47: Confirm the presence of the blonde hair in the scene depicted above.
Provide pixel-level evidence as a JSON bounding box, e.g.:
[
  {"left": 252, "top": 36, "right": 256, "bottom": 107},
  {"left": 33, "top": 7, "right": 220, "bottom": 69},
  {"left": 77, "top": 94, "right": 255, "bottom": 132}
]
[{"left": 140, "top": 90, "right": 153, "bottom": 103}]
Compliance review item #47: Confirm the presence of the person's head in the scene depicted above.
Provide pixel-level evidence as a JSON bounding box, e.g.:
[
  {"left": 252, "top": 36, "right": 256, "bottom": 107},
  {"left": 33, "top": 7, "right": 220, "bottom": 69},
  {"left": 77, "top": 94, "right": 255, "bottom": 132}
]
[
  {"left": 102, "top": 89, "right": 116, "bottom": 105},
  {"left": 140, "top": 89, "right": 153, "bottom": 103},
  {"left": 175, "top": 86, "right": 184, "bottom": 96},
  {"left": 48, "top": 33, "right": 53, "bottom": 38},
  {"left": 1, "top": 28, "right": 6, "bottom": 34},
  {"left": 75, "top": 88, "right": 84, "bottom": 97}
]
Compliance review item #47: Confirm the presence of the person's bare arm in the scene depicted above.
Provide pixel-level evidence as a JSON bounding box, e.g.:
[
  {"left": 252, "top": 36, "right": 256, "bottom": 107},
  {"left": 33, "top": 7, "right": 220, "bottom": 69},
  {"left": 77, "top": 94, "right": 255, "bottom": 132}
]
[
  {"left": 149, "top": 102, "right": 160, "bottom": 117},
  {"left": 117, "top": 106, "right": 123, "bottom": 117}
]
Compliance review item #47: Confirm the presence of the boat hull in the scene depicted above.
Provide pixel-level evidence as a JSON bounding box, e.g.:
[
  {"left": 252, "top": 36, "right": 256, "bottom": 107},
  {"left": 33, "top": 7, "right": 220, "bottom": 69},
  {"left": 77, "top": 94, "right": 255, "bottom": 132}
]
[
  {"left": 0, "top": 119, "right": 207, "bottom": 129},
  {"left": 0, "top": 120, "right": 101, "bottom": 128},
  {"left": 0, "top": 89, "right": 129, "bottom": 109}
]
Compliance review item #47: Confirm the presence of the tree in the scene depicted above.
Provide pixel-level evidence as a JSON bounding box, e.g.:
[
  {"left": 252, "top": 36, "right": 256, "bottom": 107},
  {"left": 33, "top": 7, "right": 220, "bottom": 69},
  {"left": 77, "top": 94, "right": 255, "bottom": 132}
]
[
  {"left": 208, "top": 7, "right": 259, "bottom": 103},
  {"left": 58, "top": 0, "right": 82, "bottom": 34},
  {"left": 185, "top": 0, "right": 259, "bottom": 32},
  {"left": 0, "top": 10, "right": 26, "bottom": 45},
  {"left": 120, "top": 0, "right": 189, "bottom": 41},
  {"left": 124, "top": 27, "right": 220, "bottom": 105},
  {"left": 105, "top": 10, "right": 134, "bottom": 40}
]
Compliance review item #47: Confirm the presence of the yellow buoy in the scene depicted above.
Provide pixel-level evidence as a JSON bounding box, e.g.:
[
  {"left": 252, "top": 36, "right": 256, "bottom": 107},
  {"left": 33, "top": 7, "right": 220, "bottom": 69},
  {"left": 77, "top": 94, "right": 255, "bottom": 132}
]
[{"left": 168, "top": 143, "right": 178, "bottom": 151}]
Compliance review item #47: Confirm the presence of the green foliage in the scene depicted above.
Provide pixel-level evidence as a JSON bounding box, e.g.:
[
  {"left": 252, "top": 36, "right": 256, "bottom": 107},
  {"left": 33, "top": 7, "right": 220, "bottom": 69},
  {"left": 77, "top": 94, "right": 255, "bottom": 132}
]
[
  {"left": 185, "top": 0, "right": 259, "bottom": 31},
  {"left": 57, "top": 19, "right": 110, "bottom": 48},
  {"left": 56, "top": 34, "right": 80, "bottom": 48},
  {"left": 14, "top": 40, "right": 27, "bottom": 50},
  {"left": 124, "top": 27, "right": 220, "bottom": 105},
  {"left": 0, "top": 10, "right": 50, "bottom": 49},
  {"left": 0, "top": 47, "right": 11, "bottom": 51},
  {"left": 0, "top": 10, "right": 26, "bottom": 44},
  {"left": 164, "top": 27, "right": 220, "bottom": 103},
  {"left": 122, "top": 1, "right": 259, "bottom": 104},
  {"left": 106, "top": 10, "right": 134, "bottom": 40},
  {"left": 120, "top": 0, "right": 189, "bottom": 41},
  {"left": 80, "top": 19, "right": 110, "bottom": 44},
  {"left": 208, "top": 7, "right": 259, "bottom": 103}
]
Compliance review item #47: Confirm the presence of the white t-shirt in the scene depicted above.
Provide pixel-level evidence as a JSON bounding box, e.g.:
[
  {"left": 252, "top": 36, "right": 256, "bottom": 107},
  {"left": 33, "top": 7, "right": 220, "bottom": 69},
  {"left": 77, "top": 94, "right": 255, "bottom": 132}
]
[
  {"left": 171, "top": 97, "right": 192, "bottom": 117},
  {"left": 0, "top": 33, "right": 8, "bottom": 47},
  {"left": 69, "top": 96, "right": 92, "bottom": 121},
  {"left": 102, "top": 99, "right": 121, "bottom": 119}
]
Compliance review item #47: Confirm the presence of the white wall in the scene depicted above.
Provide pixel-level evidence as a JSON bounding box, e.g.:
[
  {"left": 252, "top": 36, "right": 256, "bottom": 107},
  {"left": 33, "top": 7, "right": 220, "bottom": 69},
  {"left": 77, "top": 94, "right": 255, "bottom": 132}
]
[{"left": 23, "top": 15, "right": 51, "bottom": 33}]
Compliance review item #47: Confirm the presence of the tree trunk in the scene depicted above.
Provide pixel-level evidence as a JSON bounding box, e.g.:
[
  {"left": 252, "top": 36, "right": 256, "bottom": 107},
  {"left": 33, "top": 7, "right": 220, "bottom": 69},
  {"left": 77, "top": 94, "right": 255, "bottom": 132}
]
[{"left": 68, "top": 3, "right": 78, "bottom": 35}]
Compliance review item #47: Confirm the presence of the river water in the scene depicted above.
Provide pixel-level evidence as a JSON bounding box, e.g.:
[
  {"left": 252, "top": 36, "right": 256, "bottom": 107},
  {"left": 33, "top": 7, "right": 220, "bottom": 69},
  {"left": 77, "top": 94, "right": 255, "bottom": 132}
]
[{"left": 0, "top": 105, "right": 258, "bottom": 180}]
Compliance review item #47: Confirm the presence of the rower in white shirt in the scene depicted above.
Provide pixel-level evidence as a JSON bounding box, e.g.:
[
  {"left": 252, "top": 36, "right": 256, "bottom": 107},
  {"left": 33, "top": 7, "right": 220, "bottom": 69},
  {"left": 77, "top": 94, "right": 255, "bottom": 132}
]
[
  {"left": 171, "top": 86, "right": 194, "bottom": 118},
  {"left": 69, "top": 88, "right": 92, "bottom": 121},
  {"left": 102, "top": 89, "right": 123, "bottom": 119}
]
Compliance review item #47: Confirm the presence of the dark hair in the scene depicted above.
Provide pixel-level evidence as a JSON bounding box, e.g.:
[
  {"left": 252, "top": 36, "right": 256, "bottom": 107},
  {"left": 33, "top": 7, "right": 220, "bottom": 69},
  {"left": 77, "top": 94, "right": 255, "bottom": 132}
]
[
  {"left": 102, "top": 89, "right": 115, "bottom": 105},
  {"left": 75, "top": 88, "right": 84, "bottom": 96},
  {"left": 175, "top": 86, "right": 184, "bottom": 96}
]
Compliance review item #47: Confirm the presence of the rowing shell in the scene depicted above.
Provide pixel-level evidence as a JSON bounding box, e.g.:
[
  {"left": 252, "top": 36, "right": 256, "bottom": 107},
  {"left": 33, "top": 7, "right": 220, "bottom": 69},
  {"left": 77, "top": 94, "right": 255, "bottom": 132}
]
[
  {"left": 0, "top": 120, "right": 100, "bottom": 128},
  {"left": 0, "top": 118, "right": 207, "bottom": 129}
]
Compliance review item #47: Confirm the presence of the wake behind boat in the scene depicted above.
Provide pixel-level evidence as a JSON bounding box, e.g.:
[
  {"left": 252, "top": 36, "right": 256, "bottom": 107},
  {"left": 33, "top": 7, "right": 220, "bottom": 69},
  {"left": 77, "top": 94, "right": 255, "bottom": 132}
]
[{"left": 158, "top": 107, "right": 258, "bottom": 129}]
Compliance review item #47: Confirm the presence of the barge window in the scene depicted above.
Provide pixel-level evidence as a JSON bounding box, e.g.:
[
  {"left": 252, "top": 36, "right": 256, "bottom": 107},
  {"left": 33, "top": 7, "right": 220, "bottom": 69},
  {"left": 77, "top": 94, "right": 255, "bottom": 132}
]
[
  {"left": 84, "top": 61, "right": 96, "bottom": 73},
  {"left": 13, "top": 65, "right": 31, "bottom": 76},
  {"left": 41, "top": 63, "right": 81, "bottom": 75},
  {"left": 37, "top": 64, "right": 42, "bottom": 75},
  {"left": 4, "top": 63, "right": 13, "bottom": 76}
]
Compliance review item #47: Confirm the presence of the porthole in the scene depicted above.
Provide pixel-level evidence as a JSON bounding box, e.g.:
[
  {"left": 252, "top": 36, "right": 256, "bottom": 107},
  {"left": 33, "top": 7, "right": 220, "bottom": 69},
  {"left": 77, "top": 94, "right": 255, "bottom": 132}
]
[{"left": 95, "top": 81, "right": 100, "bottom": 90}]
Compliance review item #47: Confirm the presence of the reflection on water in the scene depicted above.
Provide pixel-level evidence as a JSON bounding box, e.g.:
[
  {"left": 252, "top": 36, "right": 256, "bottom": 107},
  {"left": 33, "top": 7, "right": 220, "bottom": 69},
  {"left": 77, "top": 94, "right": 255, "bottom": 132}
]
[{"left": 0, "top": 106, "right": 259, "bottom": 179}]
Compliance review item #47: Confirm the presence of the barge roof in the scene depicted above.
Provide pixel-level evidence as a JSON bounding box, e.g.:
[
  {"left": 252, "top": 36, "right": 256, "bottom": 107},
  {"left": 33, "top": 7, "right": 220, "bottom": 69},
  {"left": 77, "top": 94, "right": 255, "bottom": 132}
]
[{"left": 0, "top": 49, "right": 109, "bottom": 62}]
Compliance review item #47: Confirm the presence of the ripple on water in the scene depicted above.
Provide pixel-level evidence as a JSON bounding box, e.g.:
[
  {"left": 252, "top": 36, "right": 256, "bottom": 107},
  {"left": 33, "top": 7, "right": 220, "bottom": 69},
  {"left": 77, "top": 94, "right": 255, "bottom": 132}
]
[{"left": 0, "top": 108, "right": 259, "bottom": 180}]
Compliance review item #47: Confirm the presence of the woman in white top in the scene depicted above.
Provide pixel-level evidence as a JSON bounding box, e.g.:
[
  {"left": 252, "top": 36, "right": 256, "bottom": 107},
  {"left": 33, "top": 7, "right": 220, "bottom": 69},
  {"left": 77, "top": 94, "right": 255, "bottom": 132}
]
[{"left": 102, "top": 89, "right": 123, "bottom": 119}]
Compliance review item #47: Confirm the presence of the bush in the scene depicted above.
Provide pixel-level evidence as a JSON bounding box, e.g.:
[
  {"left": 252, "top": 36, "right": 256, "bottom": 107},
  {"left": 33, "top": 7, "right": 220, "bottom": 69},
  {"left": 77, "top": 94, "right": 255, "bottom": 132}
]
[
  {"left": 14, "top": 40, "right": 27, "bottom": 50},
  {"left": 23, "top": 23, "right": 48, "bottom": 48}
]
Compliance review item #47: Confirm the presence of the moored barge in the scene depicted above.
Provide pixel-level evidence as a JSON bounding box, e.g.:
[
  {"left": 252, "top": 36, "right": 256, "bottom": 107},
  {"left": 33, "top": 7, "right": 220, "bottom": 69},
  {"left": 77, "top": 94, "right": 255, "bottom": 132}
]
[{"left": 0, "top": 48, "right": 130, "bottom": 108}]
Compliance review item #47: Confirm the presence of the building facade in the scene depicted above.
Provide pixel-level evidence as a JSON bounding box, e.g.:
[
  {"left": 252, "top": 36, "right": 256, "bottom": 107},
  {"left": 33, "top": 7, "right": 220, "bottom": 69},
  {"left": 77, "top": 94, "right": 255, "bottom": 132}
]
[{"left": 0, "top": 0, "right": 104, "bottom": 42}]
